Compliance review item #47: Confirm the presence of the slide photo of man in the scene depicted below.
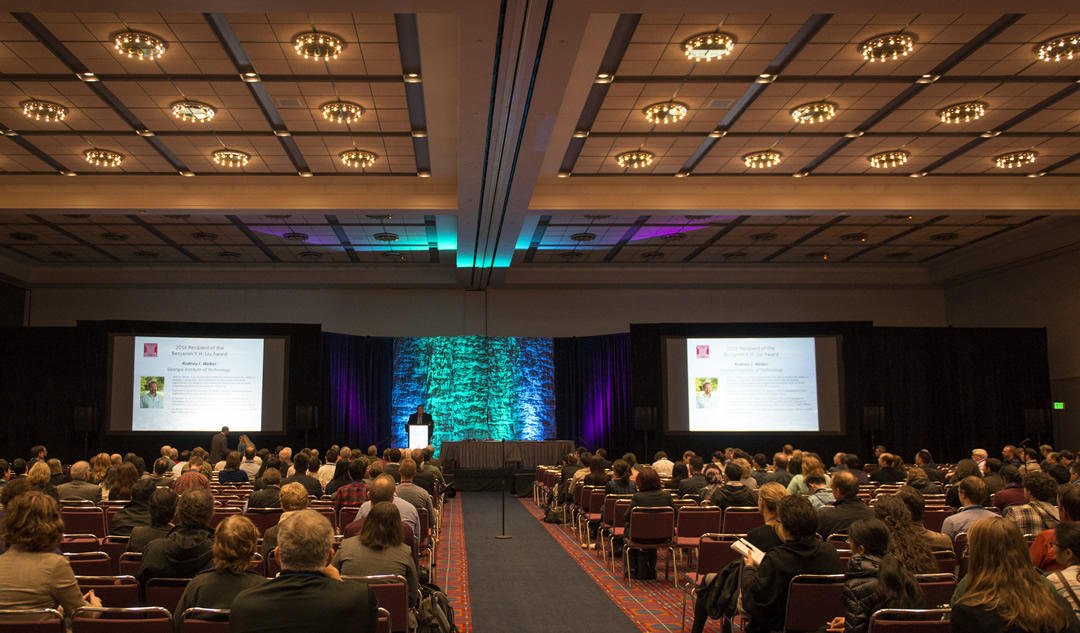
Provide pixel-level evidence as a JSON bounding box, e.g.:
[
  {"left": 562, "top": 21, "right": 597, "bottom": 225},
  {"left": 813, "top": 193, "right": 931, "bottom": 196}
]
[
  {"left": 140, "top": 376, "right": 164, "bottom": 408},
  {"left": 695, "top": 377, "right": 719, "bottom": 408}
]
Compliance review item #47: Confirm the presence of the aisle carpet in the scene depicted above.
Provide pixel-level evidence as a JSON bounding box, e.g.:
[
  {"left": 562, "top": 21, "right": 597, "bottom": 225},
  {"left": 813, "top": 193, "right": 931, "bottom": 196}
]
[
  {"left": 463, "top": 492, "right": 641, "bottom": 633},
  {"left": 435, "top": 495, "right": 471, "bottom": 632}
]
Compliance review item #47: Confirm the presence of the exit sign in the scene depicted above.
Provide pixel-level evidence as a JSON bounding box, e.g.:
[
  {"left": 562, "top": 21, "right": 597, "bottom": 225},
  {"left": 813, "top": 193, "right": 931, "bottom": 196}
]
[{"left": 1054, "top": 402, "right": 1065, "bottom": 410}]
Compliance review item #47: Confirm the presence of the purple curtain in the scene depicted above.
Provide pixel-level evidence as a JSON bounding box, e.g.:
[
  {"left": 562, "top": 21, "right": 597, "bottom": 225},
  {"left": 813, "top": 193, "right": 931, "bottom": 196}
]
[
  {"left": 320, "top": 333, "right": 393, "bottom": 449},
  {"left": 554, "top": 334, "right": 633, "bottom": 452}
]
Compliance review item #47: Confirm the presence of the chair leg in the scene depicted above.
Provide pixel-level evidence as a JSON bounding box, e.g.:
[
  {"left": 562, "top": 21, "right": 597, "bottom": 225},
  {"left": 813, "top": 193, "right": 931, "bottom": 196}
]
[
  {"left": 624, "top": 547, "right": 633, "bottom": 588},
  {"left": 670, "top": 546, "right": 679, "bottom": 588}
]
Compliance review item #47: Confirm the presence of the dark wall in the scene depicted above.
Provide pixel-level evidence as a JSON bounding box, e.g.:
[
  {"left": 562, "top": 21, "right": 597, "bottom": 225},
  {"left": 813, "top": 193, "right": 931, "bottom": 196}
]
[
  {"left": 0, "top": 320, "right": 321, "bottom": 464},
  {"left": 629, "top": 323, "right": 1052, "bottom": 464},
  {"left": 0, "top": 279, "right": 26, "bottom": 326}
]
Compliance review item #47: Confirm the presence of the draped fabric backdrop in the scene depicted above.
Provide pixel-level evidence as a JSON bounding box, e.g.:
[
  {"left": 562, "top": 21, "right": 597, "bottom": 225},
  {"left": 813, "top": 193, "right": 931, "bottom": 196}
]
[
  {"left": 554, "top": 334, "right": 634, "bottom": 452},
  {"left": 320, "top": 333, "right": 394, "bottom": 450}
]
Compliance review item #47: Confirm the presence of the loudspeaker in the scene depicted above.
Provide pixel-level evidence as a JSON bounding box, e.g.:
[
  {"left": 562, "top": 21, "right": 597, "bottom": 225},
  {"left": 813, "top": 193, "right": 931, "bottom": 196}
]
[
  {"left": 295, "top": 405, "right": 318, "bottom": 431},
  {"left": 863, "top": 406, "right": 885, "bottom": 432},
  {"left": 73, "top": 406, "right": 98, "bottom": 433},
  {"left": 634, "top": 406, "right": 657, "bottom": 432},
  {"left": 1024, "top": 408, "right": 1048, "bottom": 434}
]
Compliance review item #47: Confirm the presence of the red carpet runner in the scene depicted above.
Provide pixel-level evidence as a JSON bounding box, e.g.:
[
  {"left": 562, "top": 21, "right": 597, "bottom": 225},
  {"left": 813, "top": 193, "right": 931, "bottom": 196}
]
[
  {"left": 436, "top": 496, "right": 472, "bottom": 633},
  {"left": 519, "top": 497, "right": 724, "bottom": 633}
]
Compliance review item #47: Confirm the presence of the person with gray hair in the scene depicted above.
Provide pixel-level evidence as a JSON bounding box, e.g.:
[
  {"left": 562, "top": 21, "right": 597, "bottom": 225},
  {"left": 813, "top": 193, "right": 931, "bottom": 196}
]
[
  {"left": 230, "top": 510, "right": 378, "bottom": 633},
  {"left": 56, "top": 460, "right": 102, "bottom": 502}
]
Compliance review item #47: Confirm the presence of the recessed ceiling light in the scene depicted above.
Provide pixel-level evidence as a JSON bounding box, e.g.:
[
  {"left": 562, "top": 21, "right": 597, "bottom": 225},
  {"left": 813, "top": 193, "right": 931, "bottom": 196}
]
[
  {"left": 841, "top": 232, "right": 869, "bottom": 243},
  {"left": 915, "top": 74, "right": 940, "bottom": 84},
  {"left": 681, "top": 31, "right": 736, "bottom": 62},
  {"left": 570, "top": 232, "right": 596, "bottom": 243},
  {"left": 868, "top": 150, "right": 910, "bottom": 169},
  {"left": 298, "top": 170, "right": 313, "bottom": 178},
  {"left": 792, "top": 171, "right": 808, "bottom": 178},
  {"left": 59, "top": 170, "right": 77, "bottom": 177},
  {"left": 366, "top": 214, "right": 392, "bottom": 221},
  {"left": 2, "top": 129, "right": 17, "bottom": 137},
  {"left": 212, "top": 149, "right": 251, "bottom": 168},
  {"left": 559, "top": 251, "right": 583, "bottom": 260},
  {"left": 84, "top": 149, "right": 123, "bottom": 167},
  {"left": 241, "top": 72, "right": 261, "bottom": 83},
  {"left": 273, "top": 129, "right": 291, "bottom": 137},
  {"left": 77, "top": 72, "right": 99, "bottom": 82},
  {"left": 340, "top": 149, "right": 377, "bottom": 169},
  {"left": 136, "top": 129, "right": 155, "bottom": 137},
  {"left": 1027, "top": 171, "right": 1047, "bottom": 178},
  {"left": 755, "top": 74, "right": 776, "bottom": 84},
  {"left": 382, "top": 251, "right": 406, "bottom": 262},
  {"left": 192, "top": 232, "right": 218, "bottom": 241},
  {"left": 293, "top": 31, "right": 344, "bottom": 61},
  {"left": 299, "top": 250, "right": 323, "bottom": 260},
  {"left": 374, "top": 232, "right": 399, "bottom": 242},
  {"left": 1034, "top": 32, "right": 1080, "bottom": 62},
  {"left": 113, "top": 30, "right": 167, "bottom": 61},
  {"left": 403, "top": 73, "right": 422, "bottom": 83},
  {"left": 572, "top": 130, "right": 590, "bottom": 138},
  {"left": 859, "top": 32, "right": 915, "bottom": 62},
  {"left": 674, "top": 171, "right": 690, "bottom": 178},
  {"left": 557, "top": 171, "right": 571, "bottom": 178},
  {"left": 661, "top": 233, "right": 686, "bottom": 242},
  {"left": 844, "top": 131, "right": 865, "bottom": 138},
  {"left": 21, "top": 100, "right": 67, "bottom": 122},
  {"left": 743, "top": 150, "right": 782, "bottom": 169},
  {"left": 284, "top": 232, "right": 308, "bottom": 242},
  {"left": 750, "top": 232, "right": 778, "bottom": 242},
  {"left": 217, "top": 250, "right": 240, "bottom": 259},
  {"left": 417, "top": 170, "right": 431, "bottom": 178},
  {"left": 179, "top": 170, "right": 195, "bottom": 177},
  {"left": 708, "top": 129, "right": 727, "bottom": 138},
  {"left": 722, "top": 251, "right": 747, "bottom": 260},
  {"left": 641, "top": 251, "right": 665, "bottom": 260},
  {"left": 134, "top": 250, "right": 158, "bottom": 259},
  {"left": 909, "top": 171, "right": 927, "bottom": 178},
  {"left": 594, "top": 73, "right": 614, "bottom": 84},
  {"left": 929, "top": 232, "right": 959, "bottom": 242},
  {"left": 980, "top": 130, "right": 1002, "bottom": 138},
  {"left": 411, "top": 129, "right": 427, "bottom": 138}
]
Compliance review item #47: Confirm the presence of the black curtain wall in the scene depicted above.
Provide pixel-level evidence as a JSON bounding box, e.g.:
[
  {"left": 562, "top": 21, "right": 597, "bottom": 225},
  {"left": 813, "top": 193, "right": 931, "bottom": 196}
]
[
  {"left": 554, "top": 334, "right": 634, "bottom": 453},
  {"left": 320, "top": 332, "right": 394, "bottom": 451}
]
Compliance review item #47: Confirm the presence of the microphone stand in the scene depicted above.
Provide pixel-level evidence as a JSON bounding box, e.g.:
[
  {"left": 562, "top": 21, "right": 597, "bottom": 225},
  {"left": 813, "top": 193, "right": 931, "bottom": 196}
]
[{"left": 496, "top": 439, "right": 512, "bottom": 539}]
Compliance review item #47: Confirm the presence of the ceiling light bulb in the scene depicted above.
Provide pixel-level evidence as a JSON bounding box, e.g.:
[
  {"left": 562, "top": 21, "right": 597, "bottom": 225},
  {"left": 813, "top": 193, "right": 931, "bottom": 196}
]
[
  {"left": 743, "top": 150, "right": 783, "bottom": 169},
  {"left": 868, "top": 150, "right": 910, "bottom": 169},
  {"left": 682, "top": 31, "right": 736, "bottom": 62},
  {"left": 615, "top": 150, "right": 654, "bottom": 169},
  {"left": 859, "top": 32, "right": 915, "bottom": 62}
]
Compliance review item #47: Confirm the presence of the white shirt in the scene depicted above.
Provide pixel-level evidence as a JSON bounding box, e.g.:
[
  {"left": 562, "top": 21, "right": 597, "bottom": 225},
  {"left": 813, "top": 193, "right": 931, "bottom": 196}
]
[
  {"left": 652, "top": 458, "right": 674, "bottom": 477},
  {"left": 171, "top": 461, "right": 187, "bottom": 478},
  {"left": 317, "top": 463, "right": 337, "bottom": 487}
]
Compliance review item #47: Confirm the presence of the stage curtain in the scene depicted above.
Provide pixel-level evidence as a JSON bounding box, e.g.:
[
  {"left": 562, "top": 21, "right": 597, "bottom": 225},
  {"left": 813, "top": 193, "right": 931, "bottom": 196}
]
[
  {"left": 321, "top": 333, "right": 394, "bottom": 450},
  {"left": 554, "top": 333, "right": 633, "bottom": 453}
]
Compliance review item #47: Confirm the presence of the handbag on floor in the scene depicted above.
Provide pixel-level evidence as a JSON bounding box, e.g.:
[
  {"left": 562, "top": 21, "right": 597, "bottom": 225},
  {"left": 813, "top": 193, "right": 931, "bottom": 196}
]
[{"left": 416, "top": 583, "right": 458, "bottom": 633}]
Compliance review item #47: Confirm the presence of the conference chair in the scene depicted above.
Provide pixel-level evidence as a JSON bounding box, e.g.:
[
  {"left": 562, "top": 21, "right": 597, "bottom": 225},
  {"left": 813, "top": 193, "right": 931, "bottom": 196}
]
[
  {"left": 417, "top": 507, "right": 435, "bottom": 576},
  {"left": 0, "top": 608, "right": 64, "bottom": 633},
  {"left": 377, "top": 607, "right": 392, "bottom": 633},
  {"left": 674, "top": 507, "right": 722, "bottom": 564},
  {"left": 100, "top": 536, "right": 129, "bottom": 574},
  {"left": 581, "top": 487, "right": 606, "bottom": 549},
  {"left": 118, "top": 552, "right": 142, "bottom": 577},
  {"left": 179, "top": 608, "right": 229, "bottom": 633},
  {"left": 71, "top": 607, "right": 172, "bottom": 633},
  {"left": 914, "top": 573, "right": 956, "bottom": 608},
  {"left": 826, "top": 533, "right": 849, "bottom": 549},
  {"left": 75, "top": 575, "right": 140, "bottom": 608},
  {"left": 597, "top": 494, "right": 633, "bottom": 565},
  {"left": 606, "top": 498, "right": 632, "bottom": 573},
  {"left": 343, "top": 575, "right": 409, "bottom": 633},
  {"left": 144, "top": 578, "right": 191, "bottom": 612},
  {"left": 63, "top": 552, "right": 111, "bottom": 576},
  {"left": 208, "top": 506, "right": 240, "bottom": 530},
  {"left": 60, "top": 534, "right": 102, "bottom": 554},
  {"left": 623, "top": 507, "right": 678, "bottom": 588},
  {"left": 721, "top": 507, "right": 763, "bottom": 534},
  {"left": 312, "top": 505, "right": 338, "bottom": 532},
  {"left": 922, "top": 508, "right": 953, "bottom": 533},
  {"left": 680, "top": 533, "right": 742, "bottom": 632},
  {"left": 932, "top": 550, "right": 957, "bottom": 578},
  {"left": 783, "top": 574, "right": 846, "bottom": 633},
  {"left": 60, "top": 507, "right": 107, "bottom": 538},
  {"left": 867, "top": 608, "right": 951, "bottom": 633},
  {"left": 244, "top": 508, "right": 283, "bottom": 535},
  {"left": 265, "top": 549, "right": 281, "bottom": 577}
]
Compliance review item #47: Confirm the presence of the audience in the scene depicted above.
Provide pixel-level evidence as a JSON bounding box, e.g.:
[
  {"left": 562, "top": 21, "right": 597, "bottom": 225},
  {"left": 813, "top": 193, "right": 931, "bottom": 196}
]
[
  {"left": 173, "top": 515, "right": 267, "bottom": 628},
  {"left": 871, "top": 494, "right": 937, "bottom": 574},
  {"left": 260, "top": 483, "right": 309, "bottom": 558},
  {"left": 941, "top": 476, "right": 997, "bottom": 540},
  {"left": 1032, "top": 485, "right": 1080, "bottom": 572},
  {"left": 324, "top": 459, "right": 353, "bottom": 498},
  {"left": 354, "top": 474, "right": 419, "bottom": 537},
  {"left": 283, "top": 453, "right": 323, "bottom": 498},
  {"left": 27, "top": 462, "right": 59, "bottom": 501},
  {"left": 895, "top": 486, "right": 953, "bottom": 552},
  {"left": 109, "top": 478, "right": 157, "bottom": 536},
  {"left": 126, "top": 487, "right": 178, "bottom": 553},
  {"left": 904, "top": 468, "right": 942, "bottom": 495},
  {"left": 806, "top": 473, "right": 836, "bottom": 510},
  {"left": 217, "top": 451, "right": 250, "bottom": 484},
  {"left": 138, "top": 488, "right": 215, "bottom": 582},
  {"left": 331, "top": 460, "right": 369, "bottom": 510},
  {"left": 247, "top": 468, "right": 282, "bottom": 508},
  {"left": 605, "top": 459, "right": 636, "bottom": 495},
  {"left": 983, "top": 458, "right": 1005, "bottom": 495},
  {"left": 788, "top": 455, "right": 829, "bottom": 496},
  {"left": 709, "top": 461, "right": 757, "bottom": 509},
  {"left": 1048, "top": 521, "right": 1080, "bottom": 615},
  {"left": 57, "top": 460, "right": 101, "bottom": 502},
  {"left": 990, "top": 465, "right": 1026, "bottom": 510},
  {"left": 678, "top": 456, "right": 707, "bottom": 498},
  {"left": 945, "top": 459, "right": 983, "bottom": 508},
  {"left": 817, "top": 471, "right": 873, "bottom": 538},
  {"left": 332, "top": 501, "right": 419, "bottom": 606},
  {"left": 396, "top": 459, "right": 434, "bottom": 531},
  {"left": 1004, "top": 471, "right": 1061, "bottom": 536}
]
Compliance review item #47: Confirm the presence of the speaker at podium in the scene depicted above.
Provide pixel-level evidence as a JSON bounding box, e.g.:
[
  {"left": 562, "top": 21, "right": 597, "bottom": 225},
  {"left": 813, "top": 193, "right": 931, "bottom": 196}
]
[{"left": 407, "top": 405, "right": 434, "bottom": 449}]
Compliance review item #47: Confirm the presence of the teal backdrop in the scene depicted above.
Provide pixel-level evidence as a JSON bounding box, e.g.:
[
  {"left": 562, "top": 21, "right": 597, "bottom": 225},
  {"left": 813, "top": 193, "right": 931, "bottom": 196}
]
[{"left": 391, "top": 336, "right": 555, "bottom": 450}]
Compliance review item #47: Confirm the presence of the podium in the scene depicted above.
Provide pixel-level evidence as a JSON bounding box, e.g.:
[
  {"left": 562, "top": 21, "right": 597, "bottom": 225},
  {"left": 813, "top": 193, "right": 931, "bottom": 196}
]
[{"left": 407, "top": 424, "right": 430, "bottom": 449}]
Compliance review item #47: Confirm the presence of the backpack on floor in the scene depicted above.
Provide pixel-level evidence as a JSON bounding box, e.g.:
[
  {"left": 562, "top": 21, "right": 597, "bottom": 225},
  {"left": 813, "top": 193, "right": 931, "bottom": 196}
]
[{"left": 416, "top": 583, "right": 457, "bottom": 633}]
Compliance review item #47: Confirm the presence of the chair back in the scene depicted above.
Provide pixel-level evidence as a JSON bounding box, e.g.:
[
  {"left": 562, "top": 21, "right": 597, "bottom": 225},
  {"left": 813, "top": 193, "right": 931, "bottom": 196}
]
[
  {"left": 0, "top": 608, "right": 63, "bottom": 633},
  {"left": 868, "top": 608, "right": 951, "bottom": 633},
  {"left": 914, "top": 574, "right": 956, "bottom": 608},
  {"left": 63, "top": 552, "right": 112, "bottom": 576},
  {"left": 265, "top": 550, "right": 281, "bottom": 577},
  {"left": 612, "top": 499, "right": 632, "bottom": 527},
  {"left": 60, "top": 508, "right": 107, "bottom": 537},
  {"left": 377, "top": 607, "right": 391, "bottom": 633},
  {"left": 343, "top": 575, "right": 408, "bottom": 633},
  {"left": 179, "top": 608, "right": 229, "bottom": 633},
  {"left": 587, "top": 488, "right": 606, "bottom": 515},
  {"left": 627, "top": 507, "right": 675, "bottom": 543},
  {"left": 417, "top": 508, "right": 431, "bottom": 545},
  {"left": 208, "top": 507, "right": 240, "bottom": 530},
  {"left": 571, "top": 482, "right": 585, "bottom": 511},
  {"left": 313, "top": 506, "right": 337, "bottom": 532},
  {"left": 118, "top": 552, "right": 142, "bottom": 577},
  {"left": 100, "top": 537, "right": 128, "bottom": 574},
  {"left": 922, "top": 509, "right": 952, "bottom": 533},
  {"left": 337, "top": 507, "right": 362, "bottom": 531},
  {"left": 71, "top": 607, "right": 172, "bottom": 633},
  {"left": 826, "top": 533, "right": 849, "bottom": 549},
  {"left": 75, "top": 576, "right": 139, "bottom": 608},
  {"left": 61, "top": 535, "right": 102, "bottom": 554},
  {"left": 931, "top": 550, "right": 957, "bottom": 577},
  {"left": 721, "top": 507, "right": 763, "bottom": 534},
  {"left": 675, "top": 507, "right": 721, "bottom": 541},
  {"left": 696, "top": 534, "right": 743, "bottom": 575},
  {"left": 144, "top": 578, "right": 191, "bottom": 612},
  {"left": 784, "top": 574, "right": 846, "bottom": 633},
  {"left": 243, "top": 509, "right": 282, "bottom": 535}
]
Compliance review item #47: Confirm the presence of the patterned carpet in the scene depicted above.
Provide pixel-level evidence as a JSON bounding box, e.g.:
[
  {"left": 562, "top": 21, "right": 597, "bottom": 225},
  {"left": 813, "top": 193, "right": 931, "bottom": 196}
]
[
  {"left": 519, "top": 498, "right": 724, "bottom": 633},
  {"left": 435, "top": 496, "right": 472, "bottom": 633}
]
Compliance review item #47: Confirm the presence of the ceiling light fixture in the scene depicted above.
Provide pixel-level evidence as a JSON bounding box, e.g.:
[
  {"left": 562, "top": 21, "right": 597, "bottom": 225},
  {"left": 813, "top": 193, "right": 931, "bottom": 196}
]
[
  {"left": 643, "top": 101, "right": 688, "bottom": 125},
  {"left": 682, "top": 31, "right": 736, "bottom": 62},
  {"left": 594, "top": 73, "right": 614, "bottom": 84},
  {"left": 915, "top": 74, "right": 940, "bottom": 84},
  {"left": 615, "top": 150, "right": 654, "bottom": 169},
  {"left": 84, "top": 148, "right": 123, "bottom": 167},
  {"left": 844, "top": 130, "right": 865, "bottom": 138},
  {"left": 1035, "top": 32, "right": 1080, "bottom": 62},
  {"left": 77, "top": 72, "right": 99, "bottom": 82},
  {"left": 859, "top": 32, "right": 915, "bottom": 62},
  {"left": 298, "top": 170, "right": 313, "bottom": 178},
  {"left": 938, "top": 101, "right": 986, "bottom": 124},
  {"left": 21, "top": 100, "right": 67, "bottom": 122},
  {"left": 321, "top": 101, "right": 364, "bottom": 124},
  {"left": 572, "top": 129, "right": 590, "bottom": 138},
  {"left": 171, "top": 101, "right": 216, "bottom": 123},
  {"left": 293, "top": 31, "right": 343, "bottom": 61},
  {"left": 241, "top": 72, "right": 261, "bottom": 83},
  {"left": 411, "top": 129, "right": 427, "bottom": 138},
  {"left": 179, "top": 170, "right": 195, "bottom": 177},
  {"left": 790, "top": 101, "right": 836, "bottom": 124},
  {"left": 340, "top": 149, "right": 377, "bottom": 169},
  {"left": 755, "top": 73, "right": 776, "bottom": 84},
  {"left": 403, "top": 73, "right": 422, "bottom": 83},
  {"left": 743, "top": 150, "right": 782, "bottom": 169},
  {"left": 994, "top": 150, "right": 1037, "bottom": 169},
  {"left": 59, "top": 170, "right": 76, "bottom": 176},
  {"left": 113, "top": 30, "right": 167, "bottom": 60},
  {"left": 674, "top": 170, "right": 690, "bottom": 178},
  {"left": 557, "top": 171, "right": 571, "bottom": 178},
  {"left": 417, "top": 170, "right": 431, "bottom": 178},
  {"left": 212, "top": 149, "right": 250, "bottom": 168},
  {"left": 708, "top": 129, "right": 727, "bottom": 138},
  {"left": 868, "top": 149, "right": 910, "bottom": 169}
]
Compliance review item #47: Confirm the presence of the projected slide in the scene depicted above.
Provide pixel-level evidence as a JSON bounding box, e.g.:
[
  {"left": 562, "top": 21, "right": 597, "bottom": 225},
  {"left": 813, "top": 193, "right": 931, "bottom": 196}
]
[
  {"left": 132, "top": 336, "right": 264, "bottom": 432},
  {"left": 686, "top": 337, "right": 819, "bottom": 432}
]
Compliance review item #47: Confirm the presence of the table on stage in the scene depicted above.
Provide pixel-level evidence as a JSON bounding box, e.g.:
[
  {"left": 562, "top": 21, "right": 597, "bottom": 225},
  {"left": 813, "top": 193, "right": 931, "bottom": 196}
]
[{"left": 438, "top": 440, "right": 574, "bottom": 469}]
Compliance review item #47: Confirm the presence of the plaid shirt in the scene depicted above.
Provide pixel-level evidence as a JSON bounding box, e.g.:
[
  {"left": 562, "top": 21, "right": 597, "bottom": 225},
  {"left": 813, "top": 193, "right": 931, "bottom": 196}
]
[
  {"left": 332, "top": 481, "right": 368, "bottom": 510},
  {"left": 174, "top": 471, "right": 210, "bottom": 495},
  {"left": 1004, "top": 499, "right": 1060, "bottom": 536}
]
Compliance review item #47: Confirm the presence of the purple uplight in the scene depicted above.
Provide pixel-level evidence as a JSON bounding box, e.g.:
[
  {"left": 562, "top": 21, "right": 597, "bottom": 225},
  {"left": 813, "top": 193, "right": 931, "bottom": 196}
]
[{"left": 629, "top": 216, "right": 738, "bottom": 242}]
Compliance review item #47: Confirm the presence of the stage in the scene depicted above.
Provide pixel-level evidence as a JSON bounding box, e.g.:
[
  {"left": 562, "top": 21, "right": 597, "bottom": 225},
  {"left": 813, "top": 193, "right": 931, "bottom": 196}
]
[{"left": 438, "top": 439, "right": 571, "bottom": 494}]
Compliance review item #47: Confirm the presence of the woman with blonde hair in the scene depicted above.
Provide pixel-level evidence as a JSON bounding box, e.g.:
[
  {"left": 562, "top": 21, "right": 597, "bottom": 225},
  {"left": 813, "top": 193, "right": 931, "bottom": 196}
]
[
  {"left": 27, "top": 462, "right": 59, "bottom": 501},
  {"left": 952, "top": 516, "right": 1080, "bottom": 633},
  {"left": 787, "top": 455, "right": 830, "bottom": 496},
  {"left": 172, "top": 515, "right": 266, "bottom": 628},
  {"left": 90, "top": 453, "right": 110, "bottom": 485}
]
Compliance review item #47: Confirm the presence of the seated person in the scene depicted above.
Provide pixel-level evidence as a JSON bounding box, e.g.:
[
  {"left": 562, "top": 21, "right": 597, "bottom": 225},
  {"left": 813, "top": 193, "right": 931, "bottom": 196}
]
[
  {"left": 56, "top": 461, "right": 102, "bottom": 502},
  {"left": 941, "top": 476, "right": 997, "bottom": 541},
  {"left": 989, "top": 465, "right": 1026, "bottom": 511},
  {"left": 826, "top": 518, "right": 924, "bottom": 633},
  {"left": 741, "top": 496, "right": 843, "bottom": 633},
  {"left": 817, "top": 471, "right": 874, "bottom": 539},
  {"left": 624, "top": 467, "right": 674, "bottom": 580},
  {"left": 709, "top": 462, "right": 757, "bottom": 509},
  {"left": 260, "top": 483, "right": 309, "bottom": 559},
  {"left": 138, "top": 489, "right": 215, "bottom": 582},
  {"left": 1031, "top": 485, "right": 1080, "bottom": 572},
  {"left": 230, "top": 511, "right": 378, "bottom": 633},
  {"left": 605, "top": 459, "right": 636, "bottom": 496},
  {"left": 247, "top": 468, "right": 282, "bottom": 509},
  {"left": 871, "top": 495, "right": 937, "bottom": 574},
  {"left": 27, "top": 462, "right": 59, "bottom": 502},
  {"left": 904, "top": 468, "right": 942, "bottom": 495},
  {"left": 353, "top": 475, "right": 419, "bottom": 538},
  {"left": 126, "top": 487, "right": 178, "bottom": 553},
  {"left": 1048, "top": 522, "right": 1080, "bottom": 615},
  {"left": 332, "top": 501, "right": 419, "bottom": 606},
  {"left": 217, "top": 451, "right": 250, "bottom": 485},
  {"left": 678, "top": 456, "right": 707, "bottom": 498},
  {"left": 173, "top": 515, "right": 267, "bottom": 629},
  {"left": 895, "top": 486, "right": 953, "bottom": 553},
  {"left": 282, "top": 453, "right": 323, "bottom": 498},
  {"left": 108, "top": 478, "right": 157, "bottom": 536},
  {"left": 331, "top": 460, "right": 369, "bottom": 510},
  {"left": 806, "top": 473, "right": 836, "bottom": 510},
  {"left": 0, "top": 491, "right": 104, "bottom": 614},
  {"left": 583, "top": 456, "right": 611, "bottom": 487},
  {"left": 1003, "top": 471, "right": 1061, "bottom": 537}
]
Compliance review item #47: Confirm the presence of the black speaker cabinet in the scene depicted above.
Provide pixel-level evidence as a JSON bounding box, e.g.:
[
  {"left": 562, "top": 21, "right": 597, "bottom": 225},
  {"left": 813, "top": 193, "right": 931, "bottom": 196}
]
[
  {"left": 295, "top": 405, "right": 318, "bottom": 431},
  {"left": 73, "top": 406, "right": 98, "bottom": 433},
  {"left": 634, "top": 406, "right": 658, "bottom": 432},
  {"left": 863, "top": 406, "right": 885, "bottom": 432}
]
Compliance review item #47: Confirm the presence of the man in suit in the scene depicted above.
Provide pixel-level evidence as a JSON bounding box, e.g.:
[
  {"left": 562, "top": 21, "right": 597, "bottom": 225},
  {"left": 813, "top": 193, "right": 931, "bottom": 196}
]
[
  {"left": 816, "top": 470, "right": 873, "bottom": 538},
  {"left": 230, "top": 510, "right": 378, "bottom": 633},
  {"left": 209, "top": 426, "right": 229, "bottom": 465},
  {"left": 407, "top": 405, "right": 434, "bottom": 447},
  {"left": 383, "top": 448, "right": 403, "bottom": 482},
  {"left": 678, "top": 455, "right": 707, "bottom": 498},
  {"left": 57, "top": 461, "right": 101, "bottom": 502},
  {"left": 283, "top": 453, "right": 323, "bottom": 498}
]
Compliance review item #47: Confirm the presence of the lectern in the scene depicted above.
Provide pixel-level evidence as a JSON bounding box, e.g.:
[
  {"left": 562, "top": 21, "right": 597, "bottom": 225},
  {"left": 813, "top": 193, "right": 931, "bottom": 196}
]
[{"left": 407, "top": 424, "right": 429, "bottom": 449}]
